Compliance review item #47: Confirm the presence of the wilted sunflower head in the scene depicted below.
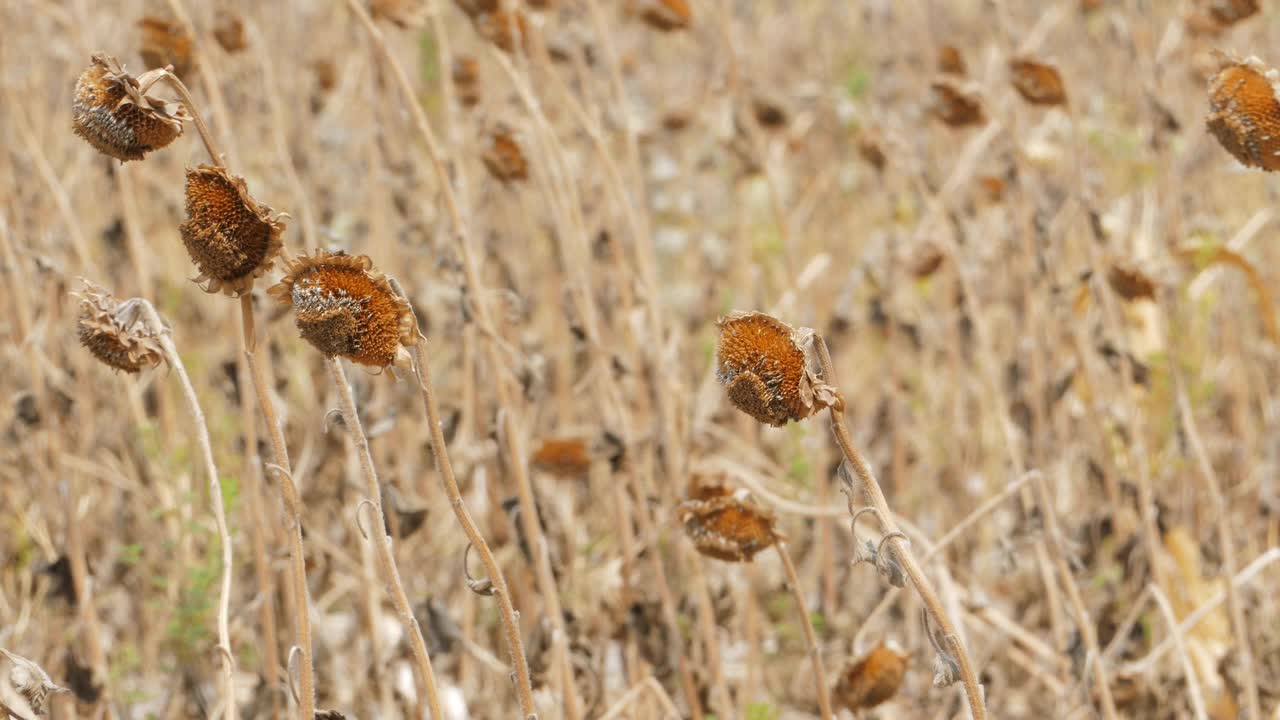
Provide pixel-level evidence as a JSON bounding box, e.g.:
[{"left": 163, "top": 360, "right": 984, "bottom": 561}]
[
  {"left": 72, "top": 53, "right": 187, "bottom": 161},
  {"left": 75, "top": 281, "right": 166, "bottom": 373},
  {"left": 268, "top": 250, "right": 415, "bottom": 369},
  {"left": 677, "top": 483, "right": 783, "bottom": 562},
  {"left": 179, "top": 165, "right": 286, "bottom": 296},
  {"left": 1206, "top": 51, "right": 1280, "bottom": 171},
  {"left": 715, "top": 311, "right": 837, "bottom": 426}
]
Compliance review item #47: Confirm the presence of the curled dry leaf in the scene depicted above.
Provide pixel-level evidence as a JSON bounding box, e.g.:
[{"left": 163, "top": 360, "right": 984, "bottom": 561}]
[
  {"left": 138, "top": 16, "right": 194, "bottom": 79},
  {"left": 1206, "top": 52, "right": 1280, "bottom": 171},
  {"left": 482, "top": 124, "right": 529, "bottom": 183},
  {"left": 929, "top": 80, "right": 985, "bottom": 127},
  {"left": 75, "top": 280, "right": 166, "bottom": 374},
  {"left": 1010, "top": 58, "right": 1067, "bottom": 106},
  {"left": 833, "top": 644, "right": 908, "bottom": 711},
  {"left": 269, "top": 250, "right": 416, "bottom": 369},
  {"left": 530, "top": 438, "right": 592, "bottom": 478},
  {"left": 677, "top": 483, "right": 783, "bottom": 562},
  {"left": 72, "top": 53, "right": 188, "bottom": 161},
  {"left": 715, "top": 311, "right": 838, "bottom": 426},
  {"left": 179, "top": 165, "right": 287, "bottom": 297},
  {"left": 938, "top": 44, "right": 966, "bottom": 76},
  {"left": 1106, "top": 262, "right": 1157, "bottom": 302}
]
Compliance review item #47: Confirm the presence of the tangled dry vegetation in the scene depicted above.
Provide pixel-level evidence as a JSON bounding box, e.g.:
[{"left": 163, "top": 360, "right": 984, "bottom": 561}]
[{"left": 2, "top": 0, "right": 1280, "bottom": 718}]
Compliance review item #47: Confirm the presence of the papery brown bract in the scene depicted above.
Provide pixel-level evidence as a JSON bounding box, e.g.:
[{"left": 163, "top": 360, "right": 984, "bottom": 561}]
[{"left": 138, "top": 17, "right": 194, "bottom": 78}]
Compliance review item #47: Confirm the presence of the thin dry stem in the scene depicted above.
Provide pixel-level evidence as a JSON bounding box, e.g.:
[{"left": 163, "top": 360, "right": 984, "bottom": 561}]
[
  {"left": 154, "top": 71, "right": 224, "bottom": 167},
  {"left": 1148, "top": 583, "right": 1210, "bottom": 720},
  {"left": 325, "top": 356, "right": 445, "bottom": 720},
  {"left": 238, "top": 294, "right": 316, "bottom": 720},
  {"left": 390, "top": 278, "right": 538, "bottom": 717},
  {"left": 139, "top": 300, "right": 236, "bottom": 720},
  {"left": 775, "top": 543, "right": 834, "bottom": 720},
  {"left": 815, "top": 336, "right": 987, "bottom": 719}
]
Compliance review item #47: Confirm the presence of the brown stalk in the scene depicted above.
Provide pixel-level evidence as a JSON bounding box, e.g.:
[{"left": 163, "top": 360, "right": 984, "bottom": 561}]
[
  {"left": 814, "top": 336, "right": 987, "bottom": 719},
  {"left": 324, "top": 356, "right": 445, "bottom": 720},
  {"left": 389, "top": 279, "right": 538, "bottom": 717},
  {"left": 775, "top": 543, "right": 834, "bottom": 720}
]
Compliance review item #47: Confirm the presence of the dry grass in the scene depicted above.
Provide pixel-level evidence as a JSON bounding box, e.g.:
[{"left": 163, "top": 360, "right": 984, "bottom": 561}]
[{"left": 2, "top": 1, "right": 1280, "bottom": 719}]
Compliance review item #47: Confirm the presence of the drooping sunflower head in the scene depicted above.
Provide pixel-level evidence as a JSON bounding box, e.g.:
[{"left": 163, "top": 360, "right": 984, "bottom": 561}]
[
  {"left": 75, "top": 280, "right": 166, "bottom": 374},
  {"left": 268, "top": 250, "right": 415, "bottom": 369},
  {"left": 72, "top": 53, "right": 187, "bottom": 161},
  {"left": 179, "top": 165, "right": 286, "bottom": 297}
]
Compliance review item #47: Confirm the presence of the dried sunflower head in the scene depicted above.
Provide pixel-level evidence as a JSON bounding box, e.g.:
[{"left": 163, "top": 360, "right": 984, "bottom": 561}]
[
  {"left": 213, "top": 12, "right": 247, "bottom": 53},
  {"left": 75, "top": 281, "right": 166, "bottom": 374},
  {"left": 1206, "top": 52, "right": 1280, "bottom": 171},
  {"left": 833, "top": 644, "right": 908, "bottom": 712},
  {"left": 677, "top": 484, "right": 782, "bottom": 562},
  {"left": 72, "top": 53, "right": 187, "bottom": 161},
  {"left": 929, "top": 80, "right": 985, "bottom": 127},
  {"left": 138, "top": 17, "right": 195, "bottom": 79},
  {"left": 716, "top": 311, "right": 837, "bottom": 426},
  {"left": 268, "top": 250, "right": 416, "bottom": 369},
  {"left": 1209, "top": 0, "right": 1259, "bottom": 26},
  {"left": 0, "top": 649, "right": 66, "bottom": 719},
  {"left": 473, "top": 10, "right": 531, "bottom": 54},
  {"left": 482, "top": 123, "right": 529, "bottom": 183},
  {"left": 179, "top": 165, "right": 286, "bottom": 296},
  {"left": 1009, "top": 58, "right": 1067, "bottom": 106},
  {"left": 453, "top": 56, "right": 481, "bottom": 108},
  {"left": 531, "top": 438, "right": 592, "bottom": 479}
]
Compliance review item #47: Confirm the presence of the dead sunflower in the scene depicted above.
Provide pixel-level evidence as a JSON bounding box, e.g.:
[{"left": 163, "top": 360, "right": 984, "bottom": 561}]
[
  {"left": 716, "top": 311, "right": 837, "bottom": 426},
  {"left": 269, "top": 250, "right": 415, "bottom": 369},
  {"left": 72, "top": 53, "right": 187, "bottom": 161},
  {"left": 179, "top": 165, "right": 286, "bottom": 296},
  {"left": 75, "top": 281, "right": 166, "bottom": 373}
]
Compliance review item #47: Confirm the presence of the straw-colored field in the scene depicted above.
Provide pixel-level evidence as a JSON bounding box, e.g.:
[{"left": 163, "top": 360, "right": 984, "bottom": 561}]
[{"left": 1, "top": 1, "right": 1279, "bottom": 718}]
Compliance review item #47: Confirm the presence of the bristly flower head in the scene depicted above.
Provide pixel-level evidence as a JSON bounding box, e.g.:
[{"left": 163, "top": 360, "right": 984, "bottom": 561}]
[
  {"left": 833, "top": 644, "right": 909, "bottom": 712},
  {"left": 1206, "top": 52, "right": 1280, "bottom": 171},
  {"left": 716, "top": 311, "right": 837, "bottom": 426},
  {"left": 677, "top": 482, "right": 783, "bottom": 562},
  {"left": 269, "top": 250, "right": 416, "bottom": 369},
  {"left": 180, "top": 165, "right": 286, "bottom": 296},
  {"left": 75, "top": 281, "right": 166, "bottom": 374},
  {"left": 73, "top": 53, "right": 187, "bottom": 161}
]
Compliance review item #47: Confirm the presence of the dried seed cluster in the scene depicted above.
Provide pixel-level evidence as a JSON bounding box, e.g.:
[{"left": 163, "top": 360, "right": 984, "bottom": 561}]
[
  {"left": 180, "top": 165, "right": 286, "bottom": 296},
  {"left": 75, "top": 281, "right": 166, "bottom": 374},
  {"left": 72, "top": 53, "right": 187, "bottom": 161},
  {"left": 716, "top": 312, "right": 833, "bottom": 426},
  {"left": 269, "top": 250, "right": 415, "bottom": 369},
  {"left": 1206, "top": 53, "right": 1280, "bottom": 171},
  {"left": 677, "top": 484, "right": 782, "bottom": 562},
  {"left": 1, "top": 649, "right": 65, "bottom": 718}
]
